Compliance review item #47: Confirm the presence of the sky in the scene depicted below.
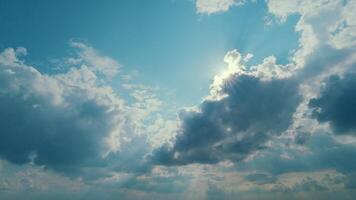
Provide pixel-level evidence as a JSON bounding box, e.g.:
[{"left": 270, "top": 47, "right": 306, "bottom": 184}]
[{"left": 0, "top": 0, "right": 355, "bottom": 199}]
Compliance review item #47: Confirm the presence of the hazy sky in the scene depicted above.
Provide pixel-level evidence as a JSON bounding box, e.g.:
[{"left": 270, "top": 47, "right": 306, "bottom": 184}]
[{"left": 0, "top": 0, "right": 356, "bottom": 199}]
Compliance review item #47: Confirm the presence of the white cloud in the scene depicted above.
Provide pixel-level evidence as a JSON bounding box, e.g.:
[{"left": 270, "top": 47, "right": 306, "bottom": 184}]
[
  {"left": 268, "top": 0, "right": 356, "bottom": 67},
  {"left": 70, "top": 41, "right": 120, "bottom": 77},
  {"left": 196, "top": 0, "right": 245, "bottom": 15},
  {"left": 243, "top": 53, "right": 254, "bottom": 63},
  {"left": 209, "top": 49, "right": 294, "bottom": 100}
]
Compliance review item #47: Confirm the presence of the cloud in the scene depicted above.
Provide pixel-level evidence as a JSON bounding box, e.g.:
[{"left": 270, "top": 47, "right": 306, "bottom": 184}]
[
  {"left": 243, "top": 53, "right": 254, "bottom": 63},
  {"left": 69, "top": 41, "right": 120, "bottom": 77},
  {"left": 292, "top": 177, "right": 327, "bottom": 192},
  {"left": 152, "top": 51, "right": 301, "bottom": 165},
  {"left": 146, "top": 5, "right": 356, "bottom": 200},
  {"left": 237, "top": 133, "right": 356, "bottom": 177},
  {"left": 309, "top": 73, "right": 356, "bottom": 135},
  {"left": 203, "top": 170, "right": 353, "bottom": 200},
  {"left": 267, "top": 0, "right": 356, "bottom": 67},
  {"left": 196, "top": 0, "right": 245, "bottom": 15},
  {"left": 0, "top": 46, "right": 129, "bottom": 175},
  {"left": 245, "top": 173, "right": 277, "bottom": 185},
  {"left": 258, "top": 0, "right": 356, "bottom": 145},
  {"left": 0, "top": 159, "right": 87, "bottom": 194},
  {"left": 0, "top": 41, "right": 181, "bottom": 186}
]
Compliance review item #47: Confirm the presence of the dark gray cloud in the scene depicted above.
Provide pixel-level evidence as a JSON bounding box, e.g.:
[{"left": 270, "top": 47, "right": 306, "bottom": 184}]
[
  {"left": 0, "top": 93, "right": 108, "bottom": 173},
  {"left": 153, "top": 74, "right": 301, "bottom": 165},
  {"left": 309, "top": 73, "right": 356, "bottom": 135}
]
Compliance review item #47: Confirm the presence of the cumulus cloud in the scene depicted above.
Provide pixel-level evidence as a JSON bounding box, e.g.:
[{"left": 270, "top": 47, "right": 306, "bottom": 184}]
[
  {"left": 153, "top": 50, "right": 301, "bottom": 165},
  {"left": 258, "top": 0, "right": 356, "bottom": 144},
  {"left": 309, "top": 73, "right": 356, "bottom": 135},
  {"left": 0, "top": 46, "right": 127, "bottom": 175},
  {"left": 267, "top": 0, "right": 356, "bottom": 67}
]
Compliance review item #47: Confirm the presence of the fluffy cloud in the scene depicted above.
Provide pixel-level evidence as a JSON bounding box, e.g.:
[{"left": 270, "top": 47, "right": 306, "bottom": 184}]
[
  {"left": 264, "top": 0, "right": 356, "bottom": 144},
  {"left": 0, "top": 45, "right": 127, "bottom": 175},
  {"left": 153, "top": 51, "right": 301, "bottom": 165},
  {"left": 267, "top": 0, "right": 356, "bottom": 67},
  {"left": 309, "top": 73, "right": 356, "bottom": 135}
]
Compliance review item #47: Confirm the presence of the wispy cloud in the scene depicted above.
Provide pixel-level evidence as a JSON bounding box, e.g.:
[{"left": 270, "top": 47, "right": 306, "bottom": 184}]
[{"left": 196, "top": 0, "right": 245, "bottom": 15}]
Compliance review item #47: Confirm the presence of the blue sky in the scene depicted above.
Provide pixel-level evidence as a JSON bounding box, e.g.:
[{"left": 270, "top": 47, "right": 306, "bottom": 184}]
[
  {"left": 0, "top": 0, "right": 356, "bottom": 200},
  {"left": 0, "top": 0, "right": 299, "bottom": 106}
]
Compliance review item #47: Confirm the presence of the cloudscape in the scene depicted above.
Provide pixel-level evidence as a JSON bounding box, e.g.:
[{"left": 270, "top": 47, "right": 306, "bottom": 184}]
[{"left": 0, "top": 0, "right": 356, "bottom": 199}]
